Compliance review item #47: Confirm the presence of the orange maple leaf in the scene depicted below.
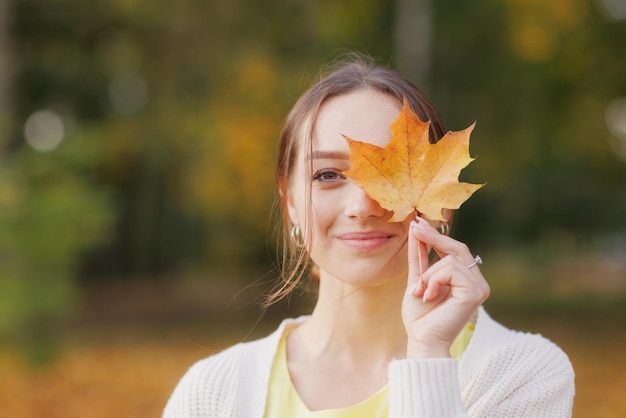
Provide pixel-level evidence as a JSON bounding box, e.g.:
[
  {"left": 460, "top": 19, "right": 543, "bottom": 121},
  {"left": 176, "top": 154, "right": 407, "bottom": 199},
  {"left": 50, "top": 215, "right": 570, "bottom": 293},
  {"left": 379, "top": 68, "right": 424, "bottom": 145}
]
[{"left": 342, "top": 99, "right": 484, "bottom": 222}]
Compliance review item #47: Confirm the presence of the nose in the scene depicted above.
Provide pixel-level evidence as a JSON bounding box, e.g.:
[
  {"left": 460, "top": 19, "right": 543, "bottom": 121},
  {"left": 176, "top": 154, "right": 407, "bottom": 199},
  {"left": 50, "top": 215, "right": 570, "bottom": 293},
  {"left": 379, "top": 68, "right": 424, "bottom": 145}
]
[{"left": 344, "top": 184, "right": 387, "bottom": 220}]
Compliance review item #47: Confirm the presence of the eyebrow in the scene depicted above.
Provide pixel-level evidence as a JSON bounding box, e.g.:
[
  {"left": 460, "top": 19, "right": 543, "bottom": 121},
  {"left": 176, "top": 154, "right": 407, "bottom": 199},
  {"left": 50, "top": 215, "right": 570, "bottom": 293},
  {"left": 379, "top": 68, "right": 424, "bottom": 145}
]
[{"left": 309, "top": 150, "right": 350, "bottom": 160}]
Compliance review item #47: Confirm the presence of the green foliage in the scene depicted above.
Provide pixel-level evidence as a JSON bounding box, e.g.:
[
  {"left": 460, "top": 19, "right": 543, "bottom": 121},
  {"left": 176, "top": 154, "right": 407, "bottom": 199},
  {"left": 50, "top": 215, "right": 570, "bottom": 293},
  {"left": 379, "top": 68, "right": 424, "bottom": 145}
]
[
  {"left": 9, "top": 0, "right": 396, "bottom": 277},
  {"left": 431, "top": 0, "right": 626, "bottom": 247},
  {"left": 0, "top": 141, "right": 112, "bottom": 362},
  {"left": 2, "top": 0, "right": 626, "bottom": 360}
]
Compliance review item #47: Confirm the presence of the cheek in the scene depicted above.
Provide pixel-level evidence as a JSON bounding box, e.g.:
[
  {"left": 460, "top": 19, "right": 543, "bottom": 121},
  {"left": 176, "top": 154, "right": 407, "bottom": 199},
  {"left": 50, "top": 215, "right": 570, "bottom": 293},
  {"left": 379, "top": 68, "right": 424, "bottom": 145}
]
[
  {"left": 307, "top": 195, "right": 328, "bottom": 235},
  {"left": 305, "top": 190, "right": 340, "bottom": 242}
]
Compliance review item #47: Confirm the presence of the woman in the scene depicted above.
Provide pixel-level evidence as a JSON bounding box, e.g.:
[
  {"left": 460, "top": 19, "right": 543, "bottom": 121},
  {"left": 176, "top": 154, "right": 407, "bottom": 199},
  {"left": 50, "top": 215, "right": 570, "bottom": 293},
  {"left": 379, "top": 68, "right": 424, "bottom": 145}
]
[{"left": 164, "top": 55, "right": 575, "bottom": 417}]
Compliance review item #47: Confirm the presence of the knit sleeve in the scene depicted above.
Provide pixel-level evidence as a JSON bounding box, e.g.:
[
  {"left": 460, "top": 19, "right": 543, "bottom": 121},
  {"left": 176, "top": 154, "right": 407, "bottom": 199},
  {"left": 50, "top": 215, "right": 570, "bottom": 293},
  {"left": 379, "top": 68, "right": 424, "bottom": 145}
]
[
  {"left": 387, "top": 308, "right": 575, "bottom": 418},
  {"left": 388, "top": 357, "right": 469, "bottom": 418},
  {"left": 462, "top": 332, "right": 575, "bottom": 418},
  {"left": 458, "top": 308, "right": 575, "bottom": 418}
]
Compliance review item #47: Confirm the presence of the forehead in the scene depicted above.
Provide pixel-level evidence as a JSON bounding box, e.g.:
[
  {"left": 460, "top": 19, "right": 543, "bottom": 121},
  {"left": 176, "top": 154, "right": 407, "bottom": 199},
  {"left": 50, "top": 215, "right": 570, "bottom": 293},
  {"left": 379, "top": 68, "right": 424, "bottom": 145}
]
[{"left": 313, "top": 89, "right": 402, "bottom": 151}]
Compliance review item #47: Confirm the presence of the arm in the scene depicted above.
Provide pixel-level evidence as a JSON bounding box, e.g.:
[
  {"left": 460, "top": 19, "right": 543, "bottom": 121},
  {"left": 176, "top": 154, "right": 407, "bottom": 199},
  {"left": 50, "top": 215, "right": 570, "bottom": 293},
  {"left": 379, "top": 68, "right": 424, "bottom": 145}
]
[
  {"left": 391, "top": 216, "right": 486, "bottom": 417},
  {"left": 387, "top": 334, "right": 575, "bottom": 418},
  {"left": 388, "top": 311, "right": 574, "bottom": 417},
  {"left": 461, "top": 324, "right": 575, "bottom": 418},
  {"left": 388, "top": 357, "right": 469, "bottom": 418},
  {"left": 402, "top": 217, "right": 490, "bottom": 359},
  {"left": 398, "top": 219, "right": 573, "bottom": 417}
]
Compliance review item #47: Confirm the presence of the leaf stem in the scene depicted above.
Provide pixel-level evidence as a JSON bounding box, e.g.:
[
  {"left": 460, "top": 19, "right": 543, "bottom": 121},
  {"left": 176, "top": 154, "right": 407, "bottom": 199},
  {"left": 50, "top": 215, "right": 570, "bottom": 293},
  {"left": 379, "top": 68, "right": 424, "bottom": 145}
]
[{"left": 415, "top": 211, "right": 425, "bottom": 290}]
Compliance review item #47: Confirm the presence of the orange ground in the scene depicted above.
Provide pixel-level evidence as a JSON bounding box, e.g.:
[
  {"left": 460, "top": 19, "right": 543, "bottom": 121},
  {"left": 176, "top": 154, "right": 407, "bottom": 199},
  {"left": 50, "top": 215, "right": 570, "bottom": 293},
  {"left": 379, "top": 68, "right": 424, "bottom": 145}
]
[{"left": 0, "top": 305, "right": 624, "bottom": 417}]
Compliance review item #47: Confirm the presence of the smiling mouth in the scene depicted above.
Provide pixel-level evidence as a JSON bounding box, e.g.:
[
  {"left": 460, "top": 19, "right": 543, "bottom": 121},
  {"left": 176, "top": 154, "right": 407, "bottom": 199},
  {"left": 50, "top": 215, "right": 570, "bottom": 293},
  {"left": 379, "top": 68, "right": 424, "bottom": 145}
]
[
  {"left": 337, "top": 232, "right": 395, "bottom": 251},
  {"left": 338, "top": 232, "right": 394, "bottom": 240}
]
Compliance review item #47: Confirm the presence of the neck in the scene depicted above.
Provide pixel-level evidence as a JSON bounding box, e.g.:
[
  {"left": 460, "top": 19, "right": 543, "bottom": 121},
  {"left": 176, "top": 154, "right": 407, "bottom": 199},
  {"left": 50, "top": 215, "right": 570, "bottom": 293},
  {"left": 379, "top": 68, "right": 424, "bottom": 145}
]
[{"left": 294, "top": 273, "right": 408, "bottom": 364}]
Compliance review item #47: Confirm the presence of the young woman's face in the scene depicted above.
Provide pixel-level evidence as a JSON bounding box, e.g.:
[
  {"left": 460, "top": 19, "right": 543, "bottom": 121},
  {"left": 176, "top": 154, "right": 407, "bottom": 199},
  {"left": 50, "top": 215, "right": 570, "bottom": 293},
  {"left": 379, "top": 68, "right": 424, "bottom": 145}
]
[{"left": 286, "top": 89, "right": 412, "bottom": 288}]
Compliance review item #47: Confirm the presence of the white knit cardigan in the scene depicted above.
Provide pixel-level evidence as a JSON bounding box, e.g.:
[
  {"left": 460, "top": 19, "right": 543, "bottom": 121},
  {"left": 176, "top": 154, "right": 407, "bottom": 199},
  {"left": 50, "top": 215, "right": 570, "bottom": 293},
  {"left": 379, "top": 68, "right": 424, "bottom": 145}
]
[{"left": 163, "top": 307, "right": 575, "bottom": 417}]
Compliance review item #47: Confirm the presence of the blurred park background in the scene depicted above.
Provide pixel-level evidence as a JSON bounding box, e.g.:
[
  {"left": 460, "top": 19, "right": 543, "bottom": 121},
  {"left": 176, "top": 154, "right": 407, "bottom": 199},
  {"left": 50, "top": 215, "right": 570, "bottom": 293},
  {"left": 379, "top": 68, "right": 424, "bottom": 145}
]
[{"left": 0, "top": 0, "right": 625, "bottom": 416}]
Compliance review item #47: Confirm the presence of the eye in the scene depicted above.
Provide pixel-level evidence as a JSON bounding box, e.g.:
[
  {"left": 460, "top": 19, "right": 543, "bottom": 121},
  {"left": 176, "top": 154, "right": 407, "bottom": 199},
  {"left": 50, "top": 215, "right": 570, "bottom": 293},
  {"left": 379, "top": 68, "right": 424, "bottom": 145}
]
[{"left": 313, "top": 168, "right": 345, "bottom": 183}]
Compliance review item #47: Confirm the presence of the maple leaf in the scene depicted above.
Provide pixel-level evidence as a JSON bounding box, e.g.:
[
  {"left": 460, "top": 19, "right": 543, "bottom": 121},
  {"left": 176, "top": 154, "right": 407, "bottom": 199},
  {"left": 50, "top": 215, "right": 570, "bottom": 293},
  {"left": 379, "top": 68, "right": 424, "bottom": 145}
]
[{"left": 342, "top": 99, "right": 484, "bottom": 222}]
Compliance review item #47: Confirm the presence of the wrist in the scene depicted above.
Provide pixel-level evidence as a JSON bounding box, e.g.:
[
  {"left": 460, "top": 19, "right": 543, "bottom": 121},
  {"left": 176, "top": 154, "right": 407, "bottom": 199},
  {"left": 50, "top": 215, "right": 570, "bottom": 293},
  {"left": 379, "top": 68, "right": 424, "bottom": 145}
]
[{"left": 406, "top": 341, "right": 451, "bottom": 358}]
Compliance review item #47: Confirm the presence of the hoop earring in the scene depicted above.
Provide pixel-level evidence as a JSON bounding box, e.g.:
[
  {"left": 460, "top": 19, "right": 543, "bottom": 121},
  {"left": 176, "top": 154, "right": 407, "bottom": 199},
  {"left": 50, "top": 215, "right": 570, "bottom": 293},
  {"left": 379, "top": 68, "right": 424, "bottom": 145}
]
[
  {"left": 290, "top": 225, "right": 305, "bottom": 248},
  {"left": 438, "top": 223, "right": 450, "bottom": 236}
]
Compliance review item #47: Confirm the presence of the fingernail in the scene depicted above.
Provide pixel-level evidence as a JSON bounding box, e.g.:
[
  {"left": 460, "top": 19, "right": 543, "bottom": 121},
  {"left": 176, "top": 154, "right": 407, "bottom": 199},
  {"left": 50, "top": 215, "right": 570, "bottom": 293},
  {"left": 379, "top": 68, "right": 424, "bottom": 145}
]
[
  {"left": 417, "top": 217, "right": 432, "bottom": 230},
  {"left": 422, "top": 288, "right": 430, "bottom": 303},
  {"left": 412, "top": 219, "right": 426, "bottom": 230}
]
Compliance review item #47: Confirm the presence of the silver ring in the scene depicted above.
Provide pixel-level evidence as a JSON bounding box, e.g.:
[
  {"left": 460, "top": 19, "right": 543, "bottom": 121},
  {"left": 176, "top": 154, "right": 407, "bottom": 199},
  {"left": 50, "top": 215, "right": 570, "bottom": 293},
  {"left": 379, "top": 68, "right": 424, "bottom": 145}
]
[{"left": 467, "top": 255, "right": 482, "bottom": 269}]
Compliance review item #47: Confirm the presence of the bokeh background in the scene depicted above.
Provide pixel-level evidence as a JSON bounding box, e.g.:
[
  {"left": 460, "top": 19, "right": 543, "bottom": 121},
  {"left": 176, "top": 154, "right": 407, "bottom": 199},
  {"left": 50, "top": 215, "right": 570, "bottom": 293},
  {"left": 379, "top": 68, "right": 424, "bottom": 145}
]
[{"left": 1, "top": 0, "right": 625, "bottom": 416}]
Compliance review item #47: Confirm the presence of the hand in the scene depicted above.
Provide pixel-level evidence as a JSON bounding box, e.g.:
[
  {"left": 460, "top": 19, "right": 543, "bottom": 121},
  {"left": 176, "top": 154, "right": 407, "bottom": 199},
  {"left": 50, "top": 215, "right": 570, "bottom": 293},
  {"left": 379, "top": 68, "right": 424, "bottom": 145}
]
[{"left": 401, "top": 216, "right": 490, "bottom": 358}]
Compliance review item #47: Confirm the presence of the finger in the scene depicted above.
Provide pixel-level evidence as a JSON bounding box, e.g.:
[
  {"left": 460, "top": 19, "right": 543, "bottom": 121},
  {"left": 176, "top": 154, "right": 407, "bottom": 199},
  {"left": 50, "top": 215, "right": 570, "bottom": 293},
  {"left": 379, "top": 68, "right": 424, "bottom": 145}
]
[
  {"left": 425, "top": 255, "right": 473, "bottom": 279},
  {"left": 423, "top": 258, "right": 490, "bottom": 303},
  {"left": 422, "top": 275, "right": 451, "bottom": 302},
  {"left": 407, "top": 221, "right": 429, "bottom": 295},
  {"left": 413, "top": 217, "right": 474, "bottom": 263},
  {"left": 420, "top": 257, "right": 462, "bottom": 302}
]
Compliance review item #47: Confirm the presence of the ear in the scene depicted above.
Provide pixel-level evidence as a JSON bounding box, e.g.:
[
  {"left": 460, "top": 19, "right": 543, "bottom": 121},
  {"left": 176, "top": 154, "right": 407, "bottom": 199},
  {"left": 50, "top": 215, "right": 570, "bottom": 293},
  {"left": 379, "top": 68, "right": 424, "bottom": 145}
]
[
  {"left": 278, "top": 177, "right": 299, "bottom": 227},
  {"left": 442, "top": 209, "right": 455, "bottom": 227}
]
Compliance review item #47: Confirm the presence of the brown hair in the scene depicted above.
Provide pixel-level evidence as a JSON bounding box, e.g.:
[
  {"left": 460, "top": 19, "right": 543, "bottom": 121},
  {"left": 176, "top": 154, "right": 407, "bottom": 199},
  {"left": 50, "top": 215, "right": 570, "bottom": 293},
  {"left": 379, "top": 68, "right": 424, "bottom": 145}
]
[{"left": 265, "top": 53, "right": 447, "bottom": 307}]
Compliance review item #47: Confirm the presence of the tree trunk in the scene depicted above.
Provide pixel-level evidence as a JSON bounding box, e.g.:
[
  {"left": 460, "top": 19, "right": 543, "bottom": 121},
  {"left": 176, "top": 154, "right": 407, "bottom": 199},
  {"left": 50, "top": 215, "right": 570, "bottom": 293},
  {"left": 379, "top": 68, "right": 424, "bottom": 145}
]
[
  {"left": 0, "top": 0, "right": 13, "bottom": 148},
  {"left": 393, "top": 0, "right": 432, "bottom": 89}
]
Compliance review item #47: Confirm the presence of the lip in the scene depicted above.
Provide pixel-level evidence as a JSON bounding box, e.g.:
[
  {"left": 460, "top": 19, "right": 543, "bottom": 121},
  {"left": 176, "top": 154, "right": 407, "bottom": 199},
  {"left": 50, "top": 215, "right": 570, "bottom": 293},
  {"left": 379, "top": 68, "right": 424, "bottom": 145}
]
[{"left": 336, "top": 231, "right": 396, "bottom": 251}]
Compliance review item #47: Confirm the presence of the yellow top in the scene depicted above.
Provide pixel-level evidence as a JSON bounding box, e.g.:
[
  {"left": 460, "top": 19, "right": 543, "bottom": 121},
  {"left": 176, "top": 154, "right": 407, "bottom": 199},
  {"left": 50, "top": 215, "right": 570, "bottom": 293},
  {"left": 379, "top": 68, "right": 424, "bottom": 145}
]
[{"left": 264, "top": 321, "right": 475, "bottom": 417}]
